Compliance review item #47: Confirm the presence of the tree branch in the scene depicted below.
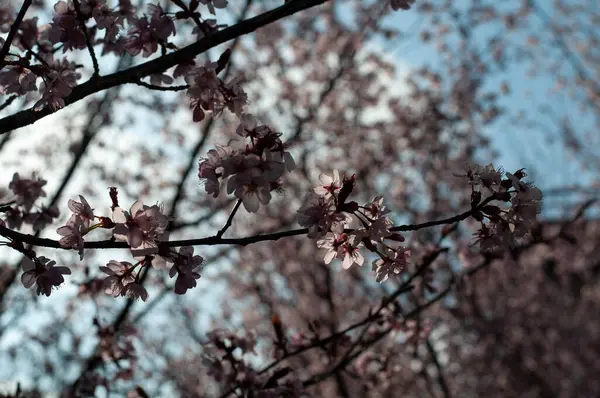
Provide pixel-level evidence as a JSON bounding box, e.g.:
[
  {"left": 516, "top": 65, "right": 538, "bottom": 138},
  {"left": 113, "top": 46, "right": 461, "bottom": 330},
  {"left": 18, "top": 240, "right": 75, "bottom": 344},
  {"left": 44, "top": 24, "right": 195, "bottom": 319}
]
[
  {"left": 0, "top": 0, "right": 32, "bottom": 70},
  {"left": 72, "top": 0, "right": 100, "bottom": 77},
  {"left": 0, "top": 0, "right": 330, "bottom": 134}
]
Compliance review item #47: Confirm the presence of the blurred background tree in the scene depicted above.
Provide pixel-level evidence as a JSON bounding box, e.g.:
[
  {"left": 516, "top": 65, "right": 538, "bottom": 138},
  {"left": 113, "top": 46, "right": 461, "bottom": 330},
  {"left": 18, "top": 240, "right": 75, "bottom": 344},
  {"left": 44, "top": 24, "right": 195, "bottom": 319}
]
[{"left": 0, "top": 0, "right": 597, "bottom": 396}]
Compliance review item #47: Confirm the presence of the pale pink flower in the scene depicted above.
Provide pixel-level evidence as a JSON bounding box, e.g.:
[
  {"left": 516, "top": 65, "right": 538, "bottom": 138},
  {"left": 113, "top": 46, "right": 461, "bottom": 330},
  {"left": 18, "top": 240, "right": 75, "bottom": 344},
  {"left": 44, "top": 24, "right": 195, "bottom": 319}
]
[
  {"left": 113, "top": 200, "right": 169, "bottom": 250},
  {"left": 198, "top": 145, "right": 233, "bottom": 198},
  {"left": 314, "top": 170, "right": 341, "bottom": 197},
  {"left": 47, "top": 1, "right": 86, "bottom": 52},
  {"left": 317, "top": 232, "right": 348, "bottom": 264},
  {"left": 123, "top": 282, "right": 149, "bottom": 301},
  {"left": 341, "top": 237, "right": 364, "bottom": 269},
  {"left": 224, "top": 76, "right": 248, "bottom": 116},
  {"left": 236, "top": 113, "right": 258, "bottom": 137},
  {"left": 0, "top": 66, "right": 38, "bottom": 95},
  {"left": 21, "top": 256, "right": 71, "bottom": 296},
  {"left": 100, "top": 260, "right": 136, "bottom": 297},
  {"left": 297, "top": 191, "right": 336, "bottom": 238},
  {"left": 170, "top": 246, "right": 203, "bottom": 294},
  {"left": 372, "top": 246, "right": 411, "bottom": 283},
  {"left": 9, "top": 173, "right": 47, "bottom": 212},
  {"left": 227, "top": 167, "right": 272, "bottom": 213},
  {"left": 68, "top": 195, "right": 94, "bottom": 224},
  {"left": 25, "top": 204, "right": 60, "bottom": 231},
  {"left": 56, "top": 215, "right": 88, "bottom": 260}
]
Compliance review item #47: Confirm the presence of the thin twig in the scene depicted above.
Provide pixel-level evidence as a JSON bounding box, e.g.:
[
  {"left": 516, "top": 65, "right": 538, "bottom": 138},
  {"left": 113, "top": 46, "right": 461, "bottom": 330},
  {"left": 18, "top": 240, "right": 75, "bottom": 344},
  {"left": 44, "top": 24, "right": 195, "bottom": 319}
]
[
  {"left": 426, "top": 339, "right": 451, "bottom": 398},
  {"left": 217, "top": 199, "right": 243, "bottom": 238},
  {"left": 0, "top": 0, "right": 32, "bottom": 70},
  {"left": 0, "top": 95, "right": 18, "bottom": 112},
  {"left": 72, "top": 0, "right": 100, "bottom": 77}
]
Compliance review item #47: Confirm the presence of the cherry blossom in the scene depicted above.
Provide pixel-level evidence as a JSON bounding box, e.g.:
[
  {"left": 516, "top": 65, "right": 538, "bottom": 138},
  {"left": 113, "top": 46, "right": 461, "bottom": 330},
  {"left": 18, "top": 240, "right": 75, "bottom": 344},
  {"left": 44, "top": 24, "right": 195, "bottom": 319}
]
[
  {"left": 67, "top": 195, "right": 94, "bottom": 225},
  {"left": 314, "top": 169, "right": 341, "bottom": 197},
  {"left": 56, "top": 215, "right": 88, "bottom": 259},
  {"left": 125, "top": 4, "right": 175, "bottom": 57},
  {"left": 9, "top": 173, "right": 47, "bottom": 212},
  {"left": 372, "top": 246, "right": 411, "bottom": 283},
  {"left": 100, "top": 260, "right": 136, "bottom": 297},
  {"left": 21, "top": 256, "right": 71, "bottom": 297},
  {"left": 46, "top": 1, "right": 87, "bottom": 52},
  {"left": 169, "top": 246, "right": 204, "bottom": 295},
  {"left": 112, "top": 200, "right": 169, "bottom": 251}
]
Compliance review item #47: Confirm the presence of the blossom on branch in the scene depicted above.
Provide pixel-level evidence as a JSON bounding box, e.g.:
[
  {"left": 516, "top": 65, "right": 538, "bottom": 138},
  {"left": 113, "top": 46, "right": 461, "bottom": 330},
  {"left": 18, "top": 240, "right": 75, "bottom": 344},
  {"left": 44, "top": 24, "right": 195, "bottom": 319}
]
[
  {"left": 9, "top": 173, "right": 47, "bottom": 212},
  {"left": 372, "top": 246, "right": 411, "bottom": 283},
  {"left": 113, "top": 200, "right": 169, "bottom": 252},
  {"left": 21, "top": 256, "right": 71, "bottom": 297},
  {"left": 169, "top": 246, "right": 204, "bottom": 294},
  {"left": 199, "top": 120, "right": 295, "bottom": 213},
  {"left": 56, "top": 215, "right": 88, "bottom": 259}
]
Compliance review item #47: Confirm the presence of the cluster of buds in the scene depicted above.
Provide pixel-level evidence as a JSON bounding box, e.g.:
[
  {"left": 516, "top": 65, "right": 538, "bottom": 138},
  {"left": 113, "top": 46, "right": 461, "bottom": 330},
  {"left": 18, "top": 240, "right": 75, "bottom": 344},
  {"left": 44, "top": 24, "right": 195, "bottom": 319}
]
[
  {"left": 198, "top": 114, "right": 295, "bottom": 212},
  {"left": 297, "top": 170, "right": 410, "bottom": 282},
  {"left": 465, "top": 164, "right": 543, "bottom": 252}
]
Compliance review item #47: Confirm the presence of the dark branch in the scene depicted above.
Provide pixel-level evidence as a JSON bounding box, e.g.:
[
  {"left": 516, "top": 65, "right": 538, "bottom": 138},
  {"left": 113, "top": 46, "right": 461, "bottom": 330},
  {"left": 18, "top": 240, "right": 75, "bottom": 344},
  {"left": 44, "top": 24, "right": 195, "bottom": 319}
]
[
  {"left": 0, "top": 0, "right": 330, "bottom": 134},
  {"left": 72, "top": 0, "right": 100, "bottom": 77},
  {"left": 0, "top": 0, "right": 32, "bottom": 70}
]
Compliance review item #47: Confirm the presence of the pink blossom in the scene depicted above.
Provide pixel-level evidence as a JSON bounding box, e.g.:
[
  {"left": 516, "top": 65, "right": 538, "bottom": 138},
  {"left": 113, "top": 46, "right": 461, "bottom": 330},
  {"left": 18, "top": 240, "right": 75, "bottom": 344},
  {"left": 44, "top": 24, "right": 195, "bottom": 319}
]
[
  {"left": 372, "top": 246, "right": 410, "bottom": 283},
  {"left": 125, "top": 7, "right": 175, "bottom": 58},
  {"left": 0, "top": 66, "right": 38, "bottom": 95},
  {"left": 24, "top": 204, "right": 60, "bottom": 231},
  {"left": 100, "top": 260, "right": 136, "bottom": 297},
  {"left": 314, "top": 169, "right": 341, "bottom": 197},
  {"left": 317, "top": 232, "right": 364, "bottom": 269},
  {"left": 17, "top": 17, "right": 39, "bottom": 49},
  {"left": 228, "top": 168, "right": 272, "bottom": 213},
  {"left": 56, "top": 215, "right": 88, "bottom": 259},
  {"left": 9, "top": 173, "right": 47, "bottom": 212},
  {"left": 169, "top": 246, "right": 203, "bottom": 294},
  {"left": 68, "top": 195, "right": 94, "bottom": 224},
  {"left": 21, "top": 256, "right": 71, "bottom": 297},
  {"left": 46, "top": 1, "right": 87, "bottom": 52},
  {"left": 297, "top": 191, "right": 336, "bottom": 238},
  {"left": 34, "top": 58, "right": 81, "bottom": 111},
  {"left": 113, "top": 200, "right": 169, "bottom": 250},
  {"left": 122, "top": 282, "right": 149, "bottom": 301}
]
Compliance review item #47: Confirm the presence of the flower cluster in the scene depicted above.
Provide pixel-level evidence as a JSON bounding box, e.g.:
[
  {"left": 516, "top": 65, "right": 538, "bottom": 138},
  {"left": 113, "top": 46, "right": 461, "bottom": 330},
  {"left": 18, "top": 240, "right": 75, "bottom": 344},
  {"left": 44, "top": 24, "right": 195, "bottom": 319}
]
[
  {"left": 1, "top": 173, "right": 59, "bottom": 231},
  {"left": 21, "top": 256, "right": 71, "bottom": 297},
  {"left": 46, "top": 1, "right": 88, "bottom": 52},
  {"left": 185, "top": 61, "right": 248, "bottom": 122},
  {"left": 198, "top": 114, "right": 295, "bottom": 212},
  {"left": 465, "top": 164, "right": 543, "bottom": 251},
  {"left": 56, "top": 195, "right": 94, "bottom": 259},
  {"left": 112, "top": 200, "right": 169, "bottom": 257},
  {"left": 125, "top": 4, "right": 175, "bottom": 57},
  {"left": 297, "top": 171, "right": 411, "bottom": 282},
  {"left": 34, "top": 57, "right": 82, "bottom": 111},
  {"left": 100, "top": 260, "right": 149, "bottom": 301}
]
